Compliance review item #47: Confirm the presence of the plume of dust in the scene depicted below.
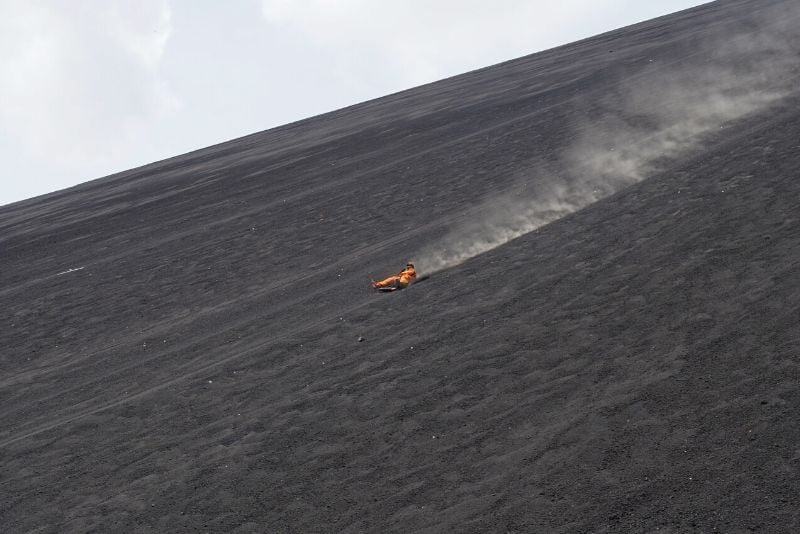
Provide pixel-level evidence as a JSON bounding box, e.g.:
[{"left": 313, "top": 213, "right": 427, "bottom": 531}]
[{"left": 416, "top": 5, "right": 800, "bottom": 275}]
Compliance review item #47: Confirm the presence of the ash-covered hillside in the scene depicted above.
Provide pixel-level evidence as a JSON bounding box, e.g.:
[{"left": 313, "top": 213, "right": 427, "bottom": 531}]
[{"left": 3, "top": 0, "right": 800, "bottom": 531}]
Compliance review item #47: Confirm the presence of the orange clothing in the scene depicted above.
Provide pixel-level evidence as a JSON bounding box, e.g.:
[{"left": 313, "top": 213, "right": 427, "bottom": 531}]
[{"left": 375, "top": 266, "right": 417, "bottom": 289}]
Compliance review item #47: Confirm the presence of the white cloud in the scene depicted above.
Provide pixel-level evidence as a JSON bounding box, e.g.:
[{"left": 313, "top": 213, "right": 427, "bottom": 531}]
[
  {"left": 258, "top": 1, "right": 703, "bottom": 94},
  {"left": 0, "top": 0, "right": 707, "bottom": 205},
  {"left": 0, "top": 0, "right": 177, "bottom": 179},
  {"left": 260, "top": 0, "right": 537, "bottom": 90}
]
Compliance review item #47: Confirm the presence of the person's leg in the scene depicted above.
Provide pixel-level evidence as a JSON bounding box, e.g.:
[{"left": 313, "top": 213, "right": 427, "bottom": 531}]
[{"left": 374, "top": 275, "right": 400, "bottom": 288}]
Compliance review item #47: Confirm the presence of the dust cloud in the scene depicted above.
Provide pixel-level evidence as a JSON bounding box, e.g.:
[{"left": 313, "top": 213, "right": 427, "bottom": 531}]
[{"left": 418, "top": 4, "right": 800, "bottom": 274}]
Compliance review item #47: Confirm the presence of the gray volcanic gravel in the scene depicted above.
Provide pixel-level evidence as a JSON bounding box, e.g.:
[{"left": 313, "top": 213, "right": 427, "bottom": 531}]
[{"left": 3, "top": 0, "right": 800, "bottom": 532}]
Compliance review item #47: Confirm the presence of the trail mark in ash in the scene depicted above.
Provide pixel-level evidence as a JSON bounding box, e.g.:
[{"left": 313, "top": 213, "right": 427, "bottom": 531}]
[{"left": 56, "top": 267, "right": 85, "bottom": 276}]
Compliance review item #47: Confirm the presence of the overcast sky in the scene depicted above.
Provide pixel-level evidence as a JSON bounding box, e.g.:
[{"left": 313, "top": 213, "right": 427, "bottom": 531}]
[{"left": 0, "top": 0, "right": 708, "bottom": 206}]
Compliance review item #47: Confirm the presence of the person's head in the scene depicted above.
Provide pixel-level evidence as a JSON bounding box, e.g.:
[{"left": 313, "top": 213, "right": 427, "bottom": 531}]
[{"left": 406, "top": 263, "right": 415, "bottom": 269}]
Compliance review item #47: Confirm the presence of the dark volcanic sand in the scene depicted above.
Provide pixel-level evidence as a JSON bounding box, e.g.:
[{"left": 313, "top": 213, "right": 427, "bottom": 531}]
[{"left": 3, "top": 0, "right": 800, "bottom": 532}]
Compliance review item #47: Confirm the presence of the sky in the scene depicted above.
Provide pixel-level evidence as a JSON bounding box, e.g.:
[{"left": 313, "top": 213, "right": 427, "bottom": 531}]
[{"left": 0, "top": 0, "right": 708, "bottom": 207}]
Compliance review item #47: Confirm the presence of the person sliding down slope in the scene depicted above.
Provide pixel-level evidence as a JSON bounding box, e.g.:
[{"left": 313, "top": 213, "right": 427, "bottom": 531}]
[{"left": 372, "top": 263, "right": 417, "bottom": 291}]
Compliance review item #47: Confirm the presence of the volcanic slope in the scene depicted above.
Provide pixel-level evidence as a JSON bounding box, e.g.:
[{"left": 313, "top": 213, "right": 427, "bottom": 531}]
[{"left": 3, "top": 0, "right": 800, "bottom": 532}]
